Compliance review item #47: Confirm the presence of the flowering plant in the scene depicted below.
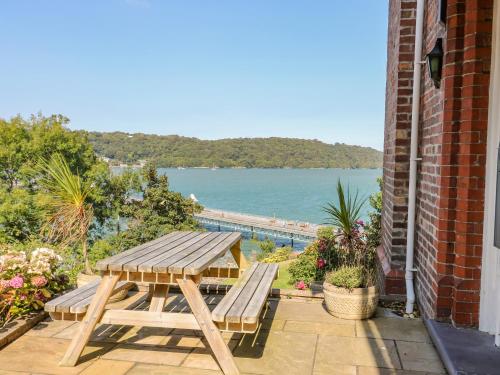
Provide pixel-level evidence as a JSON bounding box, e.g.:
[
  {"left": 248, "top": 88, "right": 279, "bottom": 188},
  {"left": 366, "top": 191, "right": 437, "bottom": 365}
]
[{"left": 0, "top": 247, "right": 68, "bottom": 326}]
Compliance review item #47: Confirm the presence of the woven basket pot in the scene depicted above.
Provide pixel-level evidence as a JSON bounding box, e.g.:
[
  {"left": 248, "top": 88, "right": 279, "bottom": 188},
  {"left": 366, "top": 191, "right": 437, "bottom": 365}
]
[
  {"left": 323, "top": 282, "right": 379, "bottom": 320},
  {"left": 76, "top": 273, "right": 128, "bottom": 303}
]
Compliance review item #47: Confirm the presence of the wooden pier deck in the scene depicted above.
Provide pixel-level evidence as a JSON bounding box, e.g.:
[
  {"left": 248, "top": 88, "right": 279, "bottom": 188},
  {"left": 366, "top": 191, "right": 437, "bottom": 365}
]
[{"left": 195, "top": 208, "right": 320, "bottom": 242}]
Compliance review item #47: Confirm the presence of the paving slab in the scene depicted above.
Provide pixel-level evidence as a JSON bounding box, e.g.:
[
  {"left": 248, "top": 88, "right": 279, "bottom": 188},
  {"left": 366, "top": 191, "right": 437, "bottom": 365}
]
[
  {"left": 24, "top": 319, "right": 76, "bottom": 338},
  {"left": 356, "top": 318, "right": 431, "bottom": 342},
  {"left": 357, "top": 367, "right": 444, "bottom": 375},
  {"left": 127, "top": 363, "right": 223, "bottom": 375},
  {"left": 102, "top": 343, "right": 190, "bottom": 366},
  {"left": 78, "top": 359, "right": 135, "bottom": 375},
  {"left": 0, "top": 335, "right": 114, "bottom": 375},
  {"left": 315, "top": 335, "right": 402, "bottom": 370},
  {"left": 313, "top": 364, "right": 357, "bottom": 374},
  {"left": 234, "top": 330, "right": 317, "bottom": 375},
  {"left": 285, "top": 320, "right": 356, "bottom": 337},
  {"left": 272, "top": 300, "right": 355, "bottom": 325},
  {"left": 396, "top": 341, "right": 445, "bottom": 373}
]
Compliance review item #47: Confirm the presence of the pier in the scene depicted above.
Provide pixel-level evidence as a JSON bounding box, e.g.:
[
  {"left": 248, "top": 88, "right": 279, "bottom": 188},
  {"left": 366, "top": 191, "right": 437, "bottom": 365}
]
[{"left": 195, "top": 208, "right": 320, "bottom": 245}]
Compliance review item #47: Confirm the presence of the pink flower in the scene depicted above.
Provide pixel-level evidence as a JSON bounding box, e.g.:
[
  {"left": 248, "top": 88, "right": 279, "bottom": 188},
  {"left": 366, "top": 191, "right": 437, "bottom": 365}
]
[
  {"left": 20, "top": 294, "right": 27, "bottom": 301},
  {"left": 9, "top": 275, "right": 24, "bottom": 289},
  {"left": 356, "top": 220, "right": 365, "bottom": 227},
  {"left": 296, "top": 280, "right": 306, "bottom": 290},
  {"left": 317, "top": 258, "right": 326, "bottom": 269},
  {"left": 31, "top": 275, "right": 48, "bottom": 287}
]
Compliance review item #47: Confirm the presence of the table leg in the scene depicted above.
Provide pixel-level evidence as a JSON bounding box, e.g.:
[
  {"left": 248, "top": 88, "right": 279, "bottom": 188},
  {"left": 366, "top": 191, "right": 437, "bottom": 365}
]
[
  {"left": 149, "top": 284, "right": 169, "bottom": 312},
  {"left": 177, "top": 277, "right": 240, "bottom": 375},
  {"left": 230, "top": 241, "right": 248, "bottom": 276},
  {"left": 60, "top": 273, "right": 121, "bottom": 366}
]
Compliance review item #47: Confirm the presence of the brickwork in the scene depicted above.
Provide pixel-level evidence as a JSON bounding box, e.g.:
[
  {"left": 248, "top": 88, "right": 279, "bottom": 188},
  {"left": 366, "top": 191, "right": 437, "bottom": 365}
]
[
  {"left": 381, "top": 0, "right": 417, "bottom": 295},
  {"left": 382, "top": 0, "right": 494, "bottom": 327}
]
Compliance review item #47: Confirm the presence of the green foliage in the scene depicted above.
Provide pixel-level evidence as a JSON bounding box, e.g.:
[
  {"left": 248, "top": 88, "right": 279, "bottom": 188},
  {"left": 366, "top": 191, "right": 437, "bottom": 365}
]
[
  {"left": 87, "top": 132, "right": 383, "bottom": 169},
  {"left": 256, "top": 239, "right": 275, "bottom": 261},
  {"left": 317, "top": 226, "right": 335, "bottom": 241},
  {"left": 365, "top": 177, "right": 382, "bottom": 250},
  {"left": 0, "top": 188, "right": 45, "bottom": 243},
  {"left": 326, "top": 266, "right": 364, "bottom": 290},
  {"left": 260, "top": 246, "right": 292, "bottom": 263},
  {"left": 322, "top": 180, "right": 366, "bottom": 237},
  {"left": 110, "top": 164, "right": 202, "bottom": 251},
  {"left": 288, "top": 243, "right": 320, "bottom": 285}
]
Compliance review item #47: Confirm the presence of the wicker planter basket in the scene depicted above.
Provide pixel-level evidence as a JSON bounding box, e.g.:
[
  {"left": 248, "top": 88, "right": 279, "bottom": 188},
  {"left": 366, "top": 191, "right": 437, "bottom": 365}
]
[
  {"left": 323, "top": 282, "right": 379, "bottom": 320},
  {"left": 76, "top": 273, "right": 128, "bottom": 303}
]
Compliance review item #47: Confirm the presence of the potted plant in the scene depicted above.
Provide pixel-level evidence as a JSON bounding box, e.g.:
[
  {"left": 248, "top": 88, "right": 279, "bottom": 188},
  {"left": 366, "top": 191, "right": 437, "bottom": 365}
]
[{"left": 321, "top": 180, "right": 379, "bottom": 320}]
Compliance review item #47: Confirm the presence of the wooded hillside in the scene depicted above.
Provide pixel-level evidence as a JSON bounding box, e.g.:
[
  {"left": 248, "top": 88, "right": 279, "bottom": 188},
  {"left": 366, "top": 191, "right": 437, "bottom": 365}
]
[{"left": 87, "top": 132, "right": 383, "bottom": 169}]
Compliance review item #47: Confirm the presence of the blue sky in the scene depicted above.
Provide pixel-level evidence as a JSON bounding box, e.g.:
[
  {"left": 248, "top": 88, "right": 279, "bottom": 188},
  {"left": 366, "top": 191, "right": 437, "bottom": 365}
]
[{"left": 1, "top": 1, "right": 388, "bottom": 150}]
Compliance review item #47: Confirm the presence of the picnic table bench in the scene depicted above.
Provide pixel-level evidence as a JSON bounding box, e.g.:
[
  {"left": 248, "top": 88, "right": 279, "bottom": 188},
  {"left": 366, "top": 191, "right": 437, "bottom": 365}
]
[{"left": 45, "top": 231, "right": 278, "bottom": 375}]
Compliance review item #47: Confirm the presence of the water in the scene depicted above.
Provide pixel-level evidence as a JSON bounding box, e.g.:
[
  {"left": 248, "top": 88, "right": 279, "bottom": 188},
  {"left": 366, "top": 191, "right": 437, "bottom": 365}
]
[{"left": 157, "top": 168, "right": 382, "bottom": 224}]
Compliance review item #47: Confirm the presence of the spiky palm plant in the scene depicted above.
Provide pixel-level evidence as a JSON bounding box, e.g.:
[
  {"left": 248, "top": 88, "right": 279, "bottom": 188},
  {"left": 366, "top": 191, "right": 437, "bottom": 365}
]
[
  {"left": 39, "top": 153, "right": 94, "bottom": 274},
  {"left": 322, "top": 180, "right": 366, "bottom": 237},
  {"left": 322, "top": 180, "right": 367, "bottom": 268}
]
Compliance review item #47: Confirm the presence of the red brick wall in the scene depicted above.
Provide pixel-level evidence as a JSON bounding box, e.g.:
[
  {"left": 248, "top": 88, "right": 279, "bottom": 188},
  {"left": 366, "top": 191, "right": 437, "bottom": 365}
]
[
  {"left": 382, "top": 0, "right": 494, "bottom": 327},
  {"left": 381, "top": 0, "right": 417, "bottom": 295}
]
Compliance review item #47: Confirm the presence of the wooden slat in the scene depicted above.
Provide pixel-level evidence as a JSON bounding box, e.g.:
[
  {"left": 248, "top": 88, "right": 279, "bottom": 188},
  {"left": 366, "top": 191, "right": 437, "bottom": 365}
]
[
  {"left": 241, "top": 264, "right": 278, "bottom": 324},
  {"left": 69, "top": 281, "right": 133, "bottom": 313},
  {"left": 211, "top": 263, "right": 259, "bottom": 322},
  {"left": 95, "top": 231, "right": 182, "bottom": 271},
  {"left": 225, "top": 263, "right": 269, "bottom": 323},
  {"left": 45, "top": 279, "right": 100, "bottom": 312},
  {"left": 137, "top": 232, "right": 219, "bottom": 273},
  {"left": 99, "top": 310, "right": 200, "bottom": 330},
  {"left": 108, "top": 232, "right": 197, "bottom": 271},
  {"left": 182, "top": 232, "right": 241, "bottom": 275},
  {"left": 121, "top": 232, "right": 207, "bottom": 272},
  {"left": 167, "top": 233, "right": 232, "bottom": 274},
  {"left": 153, "top": 232, "right": 223, "bottom": 273}
]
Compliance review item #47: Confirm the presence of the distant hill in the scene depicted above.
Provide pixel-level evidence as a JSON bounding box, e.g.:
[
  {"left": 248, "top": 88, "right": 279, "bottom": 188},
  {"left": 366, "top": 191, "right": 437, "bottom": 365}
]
[{"left": 86, "top": 131, "right": 383, "bottom": 169}]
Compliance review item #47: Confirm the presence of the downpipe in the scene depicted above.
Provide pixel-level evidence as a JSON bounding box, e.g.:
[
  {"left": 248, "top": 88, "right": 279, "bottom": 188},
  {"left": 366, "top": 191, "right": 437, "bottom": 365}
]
[{"left": 405, "top": 0, "right": 425, "bottom": 315}]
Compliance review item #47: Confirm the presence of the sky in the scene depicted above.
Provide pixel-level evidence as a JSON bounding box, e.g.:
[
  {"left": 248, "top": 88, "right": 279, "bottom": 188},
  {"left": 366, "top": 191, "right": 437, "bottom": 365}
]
[{"left": 0, "top": 1, "right": 389, "bottom": 150}]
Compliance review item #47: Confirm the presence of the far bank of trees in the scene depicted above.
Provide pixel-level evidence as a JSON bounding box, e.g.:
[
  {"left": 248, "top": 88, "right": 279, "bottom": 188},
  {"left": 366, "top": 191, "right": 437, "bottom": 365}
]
[{"left": 87, "top": 132, "right": 383, "bottom": 169}]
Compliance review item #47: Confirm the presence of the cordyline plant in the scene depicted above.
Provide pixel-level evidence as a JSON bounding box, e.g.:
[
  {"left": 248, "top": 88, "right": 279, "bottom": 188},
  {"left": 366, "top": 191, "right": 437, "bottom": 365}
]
[
  {"left": 322, "top": 180, "right": 374, "bottom": 285},
  {"left": 38, "top": 153, "right": 94, "bottom": 274}
]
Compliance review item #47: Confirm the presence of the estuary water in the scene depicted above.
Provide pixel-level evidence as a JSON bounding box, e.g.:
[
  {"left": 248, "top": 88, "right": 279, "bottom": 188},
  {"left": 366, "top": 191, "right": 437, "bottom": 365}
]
[{"left": 157, "top": 168, "right": 382, "bottom": 224}]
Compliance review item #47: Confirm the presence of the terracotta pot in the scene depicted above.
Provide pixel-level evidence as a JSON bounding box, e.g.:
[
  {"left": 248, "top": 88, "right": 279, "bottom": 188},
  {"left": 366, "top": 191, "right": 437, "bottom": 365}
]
[
  {"left": 76, "top": 273, "right": 128, "bottom": 303},
  {"left": 323, "top": 282, "right": 379, "bottom": 320}
]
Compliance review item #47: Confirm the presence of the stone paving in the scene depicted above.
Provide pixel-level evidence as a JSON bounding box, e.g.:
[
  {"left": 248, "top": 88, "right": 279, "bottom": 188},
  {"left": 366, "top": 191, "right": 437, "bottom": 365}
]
[{"left": 0, "top": 292, "right": 445, "bottom": 375}]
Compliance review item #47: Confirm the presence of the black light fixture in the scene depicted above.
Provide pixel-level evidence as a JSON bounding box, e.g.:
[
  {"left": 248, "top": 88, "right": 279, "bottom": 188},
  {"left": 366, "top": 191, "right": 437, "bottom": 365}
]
[{"left": 426, "top": 38, "right": 444, "bottom": 89}]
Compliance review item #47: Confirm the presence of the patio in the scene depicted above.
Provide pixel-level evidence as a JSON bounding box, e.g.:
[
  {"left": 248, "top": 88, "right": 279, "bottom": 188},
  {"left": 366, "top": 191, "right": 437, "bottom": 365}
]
[{"left": 0, "top": 291, "right": 445, "bottom": 375}]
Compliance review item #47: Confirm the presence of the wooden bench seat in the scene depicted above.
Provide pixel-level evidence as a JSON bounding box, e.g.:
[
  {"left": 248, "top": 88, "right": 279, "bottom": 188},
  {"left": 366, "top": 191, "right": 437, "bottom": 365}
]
[
  {"left": 45, "top": 279, "right": 133, "bottom": 321},
  {"left": 212, "top": 262, "right": 278, "bottom": 333}
]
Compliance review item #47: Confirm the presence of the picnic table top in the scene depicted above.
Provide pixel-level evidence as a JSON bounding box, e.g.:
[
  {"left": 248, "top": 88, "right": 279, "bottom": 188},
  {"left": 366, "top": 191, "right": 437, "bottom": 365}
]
[{"left": 95, "top": 231, "right": 241, "bottom": 275}]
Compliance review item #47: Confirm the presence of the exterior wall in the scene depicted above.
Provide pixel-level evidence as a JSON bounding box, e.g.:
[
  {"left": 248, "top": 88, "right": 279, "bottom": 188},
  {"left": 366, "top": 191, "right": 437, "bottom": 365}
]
[
  {"left": 380, "top": 0, "right": 417, "bottom": 295},
  {"left": 382, "top": 0, "right": 494, "bottom": 326}
]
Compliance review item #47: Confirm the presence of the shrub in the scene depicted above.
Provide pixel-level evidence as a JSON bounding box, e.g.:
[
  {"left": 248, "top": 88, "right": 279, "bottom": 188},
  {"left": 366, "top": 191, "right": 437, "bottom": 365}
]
[
  {"left": 256, "top": 239, "right": 275, "bottom": 261},
  {"left": 260, "top": 246, "right": 292, "bottom": 263},
  {"left": 288, "top": 243, "right": 318, "bottom": 285},
  {"left": 317, "top": 226, "right": 335, "bottom": 241},
  {"left": 0, "top": 247, "right": 69, "bottom": 326},
  {"left": 326, "top": 266, "right": 364, "bottom": 290}
]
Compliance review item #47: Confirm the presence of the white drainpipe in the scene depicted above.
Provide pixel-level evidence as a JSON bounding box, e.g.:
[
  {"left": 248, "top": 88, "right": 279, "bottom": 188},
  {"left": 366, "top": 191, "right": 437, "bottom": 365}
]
[{"left": 405, "top": 0, "right": 425, "bottom": 314}]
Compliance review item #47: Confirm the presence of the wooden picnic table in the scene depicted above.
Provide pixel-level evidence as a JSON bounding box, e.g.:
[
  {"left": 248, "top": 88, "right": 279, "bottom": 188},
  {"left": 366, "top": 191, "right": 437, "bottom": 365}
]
[{"left": 58, "top": 231, "right": 246, "bottom": 375}]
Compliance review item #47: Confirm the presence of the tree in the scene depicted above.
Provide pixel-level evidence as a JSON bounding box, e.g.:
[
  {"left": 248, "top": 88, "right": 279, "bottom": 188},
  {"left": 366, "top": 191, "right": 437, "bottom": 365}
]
[{"left": 38, "top": 154, "right": 94, "bottom": 274}]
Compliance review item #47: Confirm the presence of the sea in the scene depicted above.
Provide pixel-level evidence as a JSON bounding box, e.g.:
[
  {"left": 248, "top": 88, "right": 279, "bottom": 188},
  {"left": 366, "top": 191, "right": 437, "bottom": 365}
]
[{"left": 154, "top": 168, "right": 382, "bottom": 254}]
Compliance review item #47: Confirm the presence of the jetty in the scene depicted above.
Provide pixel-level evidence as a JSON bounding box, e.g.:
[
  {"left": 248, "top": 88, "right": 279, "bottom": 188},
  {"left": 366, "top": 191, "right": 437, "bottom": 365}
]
[{"left": 195, "top": 208, "right": 320, "bottom": 244}]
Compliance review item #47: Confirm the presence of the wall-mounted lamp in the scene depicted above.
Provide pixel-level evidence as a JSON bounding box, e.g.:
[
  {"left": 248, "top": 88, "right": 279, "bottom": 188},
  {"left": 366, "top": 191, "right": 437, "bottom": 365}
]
[{"left": 426, "top": 38, "right": 444, "bottom": 88}]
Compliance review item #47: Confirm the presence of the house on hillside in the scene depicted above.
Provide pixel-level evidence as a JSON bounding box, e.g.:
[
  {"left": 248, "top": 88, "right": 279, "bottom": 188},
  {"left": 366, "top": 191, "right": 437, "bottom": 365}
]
[{"left": 380, "top": 0, "right": 500, "bottom": 361}]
